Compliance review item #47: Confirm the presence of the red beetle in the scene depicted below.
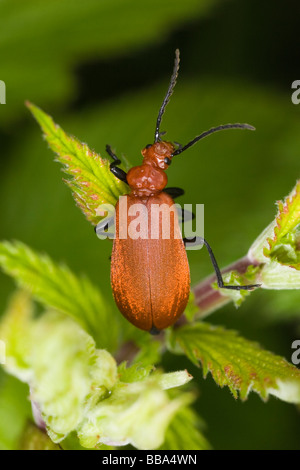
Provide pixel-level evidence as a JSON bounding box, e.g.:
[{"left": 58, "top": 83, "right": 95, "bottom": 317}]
[{"left": 97, "top": 50, "right": 260, "bottom": 334}]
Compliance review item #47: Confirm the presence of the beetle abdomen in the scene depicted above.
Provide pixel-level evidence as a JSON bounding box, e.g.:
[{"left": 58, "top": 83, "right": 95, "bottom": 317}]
[{"left": 110, "top": 193, "right": 190, "bottom": 331}]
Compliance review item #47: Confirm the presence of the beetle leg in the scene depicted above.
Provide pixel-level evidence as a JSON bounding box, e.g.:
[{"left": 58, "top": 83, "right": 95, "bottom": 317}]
[
  {"left": 183, "top": 236, "right": 201, "bottom": 247},
  {"left": 164, "top": 187, "right": 185, "bottom": 199},
  {"left": 184, "top": 236, "right": 261, "bottom": 290},
  {"left": 111, "top": 165, "right": 128, "bottom": 184},
  {"left": 179, "top": 207, "right": 195, "bottom": 222},
  {"left": 106, "top": 144, "right": 128, "bottom": 184}
]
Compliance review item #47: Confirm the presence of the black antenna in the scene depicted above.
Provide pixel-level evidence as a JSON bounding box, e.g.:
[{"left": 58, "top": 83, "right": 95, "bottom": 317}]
[
  {"left": 171, "top": 123, "right": 255, "bottom": 156},
  {"left": 154, "top": 49, "right": 180, "bottom": 143}
]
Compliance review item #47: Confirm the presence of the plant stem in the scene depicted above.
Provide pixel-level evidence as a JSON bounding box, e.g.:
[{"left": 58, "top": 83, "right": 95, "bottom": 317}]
[{"left": 191, "top": 254, "right": 260, "bottom": 319}]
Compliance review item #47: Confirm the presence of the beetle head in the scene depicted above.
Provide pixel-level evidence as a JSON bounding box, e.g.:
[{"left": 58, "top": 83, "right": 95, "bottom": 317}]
[{"left": 141, "top": 141, "right": 175, "bottom": 170}]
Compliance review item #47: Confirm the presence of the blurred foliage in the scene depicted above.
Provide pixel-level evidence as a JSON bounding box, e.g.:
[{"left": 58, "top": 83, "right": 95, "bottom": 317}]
[
  {"left": 0, "top": 373, "right": 32, "bottom": 450},
  {"left": 0, "top": 0, "right": 300, "bottom": 450},
  {"left": 0, "top": 0, "right": 216, "bottom": 126},
  {"left": 19, "top": 422, "right": 61, "bottom": 450}
]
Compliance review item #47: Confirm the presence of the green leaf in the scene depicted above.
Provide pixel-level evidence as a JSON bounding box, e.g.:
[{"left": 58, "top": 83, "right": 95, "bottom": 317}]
[
  {"left": 1, "top": 300, "right": 120, "bottom": 444},
  {"left": 249, "top": 180, "right": 300, "bottom": 269},
  {"left": 1, "top": 300, "right": 193, "bottom": 450},
  {"left": 0, "top": 290, "right": 33, "bottom": 381},
  {"left": 77, "top": 379, "right": 191, "bottom": 450},
  {"left": 247, "top": 181, "right": 300, "bottom": 289},
  {"left": 26, "top": 101, "right": 128, "bottom": 225},
  {"left": 117, "top": 361, "right": 193, "bottom": 389},
  {"left": 117, "top": 361, "right": 153, "bottom": 383},
  {"left": 160, "top": 406, "right": 212, "bottom": 451},
  {"left": 0, "top": 240, "right": 119, "bottom": 350},
  {"left": 167, "top": 322, "right": 300, "bottom": 402},
  {"left": 260, "top": 260, "right": 300, "bottom": 289},
  {"left": 268, "top": 181, "right": 300, "bottom": 243},
  {"left": 60, "top": 431, "right": 114, "bottom": 450},
  {"left": 264, "top": 180, "right": 300, "bottom": 268},
  {"left": 212, "top": 264, "right": 261, "bottom": 307}
]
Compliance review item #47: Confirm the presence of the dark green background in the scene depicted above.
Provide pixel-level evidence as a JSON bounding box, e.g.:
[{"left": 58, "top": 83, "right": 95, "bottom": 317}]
[{"left": 0, "top": 0, "right": 300, "bottom": 450}]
